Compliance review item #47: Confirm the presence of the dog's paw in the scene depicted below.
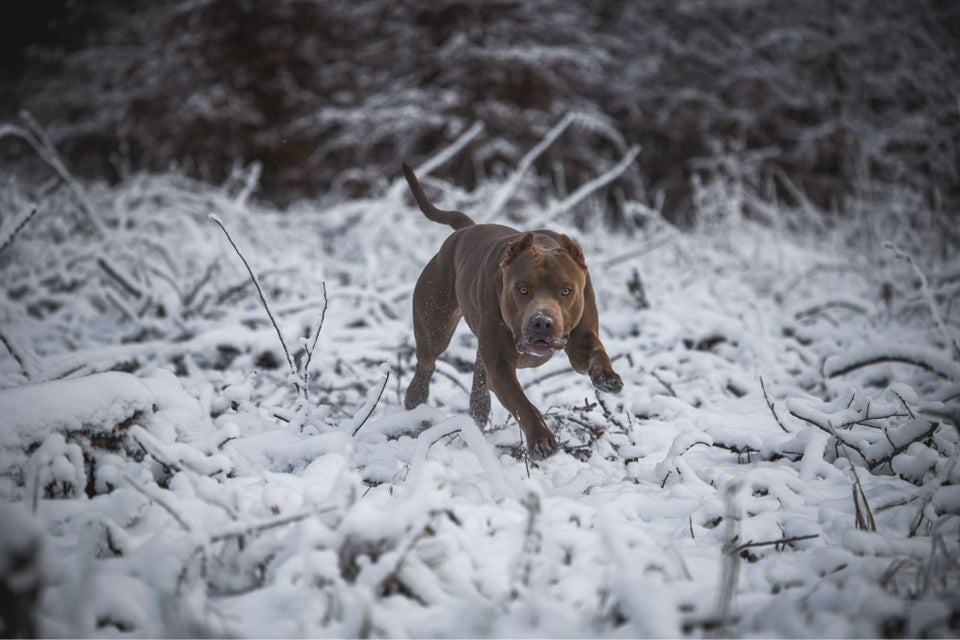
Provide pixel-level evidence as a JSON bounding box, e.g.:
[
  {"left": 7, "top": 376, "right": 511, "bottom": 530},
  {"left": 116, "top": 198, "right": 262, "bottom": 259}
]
[
  {"left": 525, "top": 428, "right": 559, "bottom": 460},
  {"left": 590, "top": 368, "right": 623, "bottom": 393}
]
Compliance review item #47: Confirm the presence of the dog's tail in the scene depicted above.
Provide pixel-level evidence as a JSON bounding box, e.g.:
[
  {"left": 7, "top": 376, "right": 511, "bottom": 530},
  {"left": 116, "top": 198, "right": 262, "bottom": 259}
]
[{"left": 402, "top": 163, "right": 475, "bottom": 230}]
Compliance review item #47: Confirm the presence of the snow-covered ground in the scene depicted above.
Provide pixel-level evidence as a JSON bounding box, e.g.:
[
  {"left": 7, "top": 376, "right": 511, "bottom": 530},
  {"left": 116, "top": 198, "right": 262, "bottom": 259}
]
[{"left": 0, "top": 166, "right": 958, "bottom": 637}]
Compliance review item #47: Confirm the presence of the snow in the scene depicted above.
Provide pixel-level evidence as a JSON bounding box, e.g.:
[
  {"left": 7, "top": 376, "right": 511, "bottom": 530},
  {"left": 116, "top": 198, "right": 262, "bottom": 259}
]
[{"left": 0, "top": 169, "right": 957, "bottom": 637}]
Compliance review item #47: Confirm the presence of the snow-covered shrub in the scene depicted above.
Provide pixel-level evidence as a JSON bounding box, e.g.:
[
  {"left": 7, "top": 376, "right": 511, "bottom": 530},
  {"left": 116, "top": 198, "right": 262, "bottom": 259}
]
[{"left": 0, "top": 142, "right": 957, "bottom": 636}]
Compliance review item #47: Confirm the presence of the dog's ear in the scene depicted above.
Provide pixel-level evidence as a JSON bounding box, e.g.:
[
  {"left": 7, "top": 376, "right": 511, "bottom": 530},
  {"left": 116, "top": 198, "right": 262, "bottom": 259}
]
[
  {"left": 500, "top": 232, "right": 535, "bottom": 267},
  {"left": 560, "top": 234, "right": 586, "bottom": 268}
]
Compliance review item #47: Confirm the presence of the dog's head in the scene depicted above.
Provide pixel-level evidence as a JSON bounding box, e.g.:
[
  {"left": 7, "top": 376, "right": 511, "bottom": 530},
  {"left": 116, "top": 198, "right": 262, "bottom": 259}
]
[{"left": 498, "top": 232, "right": 587, "bottom": 357}]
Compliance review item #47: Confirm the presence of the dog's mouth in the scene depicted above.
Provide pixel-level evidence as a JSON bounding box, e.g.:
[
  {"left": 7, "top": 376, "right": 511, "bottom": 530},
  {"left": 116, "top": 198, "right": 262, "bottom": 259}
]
[{"left": 516, "top": 335, "right": 567, "bottom": 357}]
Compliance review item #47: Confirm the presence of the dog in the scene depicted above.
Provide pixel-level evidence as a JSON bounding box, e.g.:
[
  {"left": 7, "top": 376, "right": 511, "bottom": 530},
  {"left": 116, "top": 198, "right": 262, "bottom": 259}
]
[{"left": 402, "top": 163, "right": 623, "bottom": 459}]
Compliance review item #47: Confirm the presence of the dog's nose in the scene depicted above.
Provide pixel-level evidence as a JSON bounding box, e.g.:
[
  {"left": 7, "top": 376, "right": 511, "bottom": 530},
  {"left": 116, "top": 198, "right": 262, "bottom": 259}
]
[{"left": 530, "top": 313, "right": 554, "bottom": 331}]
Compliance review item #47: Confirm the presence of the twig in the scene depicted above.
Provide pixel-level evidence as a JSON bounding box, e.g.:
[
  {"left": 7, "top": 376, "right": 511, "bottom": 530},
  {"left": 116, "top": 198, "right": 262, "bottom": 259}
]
[
  {"left": 98, "top": 256, "right": 145, "bottom": 300},
  {"left": 0, "top": 206, "right": 39, "bottom": 254},
  {"left": 351, "top": 369, "right": 391, "bottom": 436},
  {"left": 759, "top": 376, "right": 790, "bottom": 433},
  {"left": 209, "top": 507, "right": 334, "bottom": 543},
  {"left": 794, "top": 299, "right": 871, "bottom": 321},
  {"left": 182, "top": 257, "right": 221, "bottom": 310},
  {"left": 788, "top": 408, "right": 869, "bottom": 461},
  {"left": 302, "top": 282, "right": 328, "bottom": 393},
  {"left": 0, "top": 329, "right": 30, "bottom": 378},
  {"left": 733, "top": 534, "right": 819, "bottom": 554},
  {"left": 867, "top": 421, "right": 939, "bottom": 471},
  {"left": 887, "top": 242, "right": 959, "bottom": 360},
  {"left": 123, "top": 473, "right": 192, "bottom": 532},
  {"left": 209, "top": 214, "right": 299, "bottom": 389},
  {"left": 651, "top": 370, "right": 677, "bottom": 398},
  {"left": 10, "top": 114, "right": 105, "bottom": 236}
]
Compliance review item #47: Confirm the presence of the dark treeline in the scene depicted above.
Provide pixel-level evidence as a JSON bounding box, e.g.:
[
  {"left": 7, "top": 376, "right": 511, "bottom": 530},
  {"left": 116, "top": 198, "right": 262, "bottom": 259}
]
[{"left": 2, "top": 0, "right": 958, "bottom": 225}]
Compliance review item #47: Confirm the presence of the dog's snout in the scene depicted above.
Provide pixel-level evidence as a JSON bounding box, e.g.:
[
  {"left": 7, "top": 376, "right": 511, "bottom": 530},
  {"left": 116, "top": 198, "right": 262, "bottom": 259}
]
[{"left": 531, "top": 313, "right": 554, "bottom": 331}]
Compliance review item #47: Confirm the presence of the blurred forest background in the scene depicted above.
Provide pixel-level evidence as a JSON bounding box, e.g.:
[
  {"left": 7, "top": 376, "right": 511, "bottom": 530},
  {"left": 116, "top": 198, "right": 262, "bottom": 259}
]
[{"left": 1, "top": 0, "right": 958, "bottom": 227}]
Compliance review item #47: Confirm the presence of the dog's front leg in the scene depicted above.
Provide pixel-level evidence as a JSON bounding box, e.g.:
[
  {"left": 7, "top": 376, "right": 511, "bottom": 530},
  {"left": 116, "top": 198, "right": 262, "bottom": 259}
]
[
  {"left": 479, "top": 346, "right": 558, "bottom": 460},
  {"left": 565, "top": 329, "right": 623, "bottom": 393},
  {"left": 565, "top": 273, "right": 623, "bottom": 394}
]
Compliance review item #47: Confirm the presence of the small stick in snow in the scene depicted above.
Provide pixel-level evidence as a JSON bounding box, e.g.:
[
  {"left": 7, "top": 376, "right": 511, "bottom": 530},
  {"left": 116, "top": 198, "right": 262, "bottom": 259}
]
[
  {"left": 301, "top": 281, "right": 328, "bottom": 396},
  {"left": 351, "top": 368, "right": 390, "bottom": 436},
  {"left": 98, "top": 256, "right": 145, "bottom": 300},
  {"left": 0, "top": 205, "right": 38, "bottom": 255},
  {"left": 651, "top": 370, "right": 677, "bottom": 398},
  {"left": 759, "top": 376, "right": 790, "bottom": 433},
  {"left": 732, "top": 534, "right": 819, "bottom": 554},
  {"left": 0, "top": 329, "right": 29, "bottom": 378},
  {"left": 886, "top": 242, "right": 960, "bottom": 360},
  {"left": 209, "top": 507, "right": 334, "bottom": 543},
  {"left": 209, "top": 214, "right": 300, "bottom": 392}
]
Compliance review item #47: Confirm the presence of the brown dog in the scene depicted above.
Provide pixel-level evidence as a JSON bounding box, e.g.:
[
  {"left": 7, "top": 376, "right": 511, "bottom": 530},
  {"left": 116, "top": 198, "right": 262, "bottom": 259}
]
[{"left": 402, "top": 164, "right": 623, "bottom": 459}]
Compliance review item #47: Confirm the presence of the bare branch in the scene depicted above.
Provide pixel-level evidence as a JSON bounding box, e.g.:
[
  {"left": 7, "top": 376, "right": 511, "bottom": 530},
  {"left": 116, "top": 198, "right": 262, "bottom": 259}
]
[
  {"left": 733, "top": 534, "right": 819, "bottom": 554},
  {"left": 0, "top": 206, "right": 39, "bottom": 255},
  {"left": 209, "top": 507, "right": 334, "bottom": 543},
  {"left": 759, "top": 376, "right": 790, "bottom": 433},
  {"left": 302, "top": 282, "right": 328, "bottom": 394},
  {"left": 209, "top": 214, "right": 299, "bottom": 390},
  {"left": 350, "top": 368, "right": 391, "bottom": 436}
]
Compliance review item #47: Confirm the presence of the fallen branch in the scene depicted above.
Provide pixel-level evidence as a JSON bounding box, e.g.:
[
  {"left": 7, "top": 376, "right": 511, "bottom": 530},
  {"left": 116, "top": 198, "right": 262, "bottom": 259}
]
[
  {"left": 484, "top": 112, "right": 577, "bottom": 221},
  {"left": 209, "top": 507, "right": 334, "bottom": 543},
  {"left": 388, "top": 121, "right": 485, "bottom": 201},
  {"left": 530, "top": 144, "right": 640, "bottom": 226},
  {"left": 0, "top": 329, "right": 40, "bottom": 379},
  {"left": 600, "top": 233, "right": 676, "bottom": 269},
  {"left": 414, "top": 121, "right": 485, "bottom": 179},
  {"left": 733, "top": 534, "right": 819, "bottom": 554},
  {"left": 824, "top": 345, "right": 960, "bottom": 381},
  {"left": 1, "top": 114, "right": 105, "bottom": 236},
  {"left": 98, "top": 256, "right": 145, "bottom": 300}
]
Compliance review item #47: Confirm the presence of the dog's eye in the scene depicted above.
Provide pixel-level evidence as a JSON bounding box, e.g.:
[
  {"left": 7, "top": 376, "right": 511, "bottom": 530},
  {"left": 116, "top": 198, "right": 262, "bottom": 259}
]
[
  {"left": 517, "top": 285, "right": 529, "bottom": 295},
  {"left": 561, "top": 287, "right": 572, "bottom": 296}
]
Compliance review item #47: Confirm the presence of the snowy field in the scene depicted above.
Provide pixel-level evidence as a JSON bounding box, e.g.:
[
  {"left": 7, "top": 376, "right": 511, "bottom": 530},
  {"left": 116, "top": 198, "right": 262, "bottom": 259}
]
[{"left": 0, "top": 158, "right": 958, "bottom": 637}]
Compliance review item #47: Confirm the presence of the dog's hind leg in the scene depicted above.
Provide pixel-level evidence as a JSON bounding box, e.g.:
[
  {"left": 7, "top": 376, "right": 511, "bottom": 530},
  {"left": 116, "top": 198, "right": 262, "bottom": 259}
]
[{"left": 405, "top": 257, "right": 460, "bottom": 410}]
